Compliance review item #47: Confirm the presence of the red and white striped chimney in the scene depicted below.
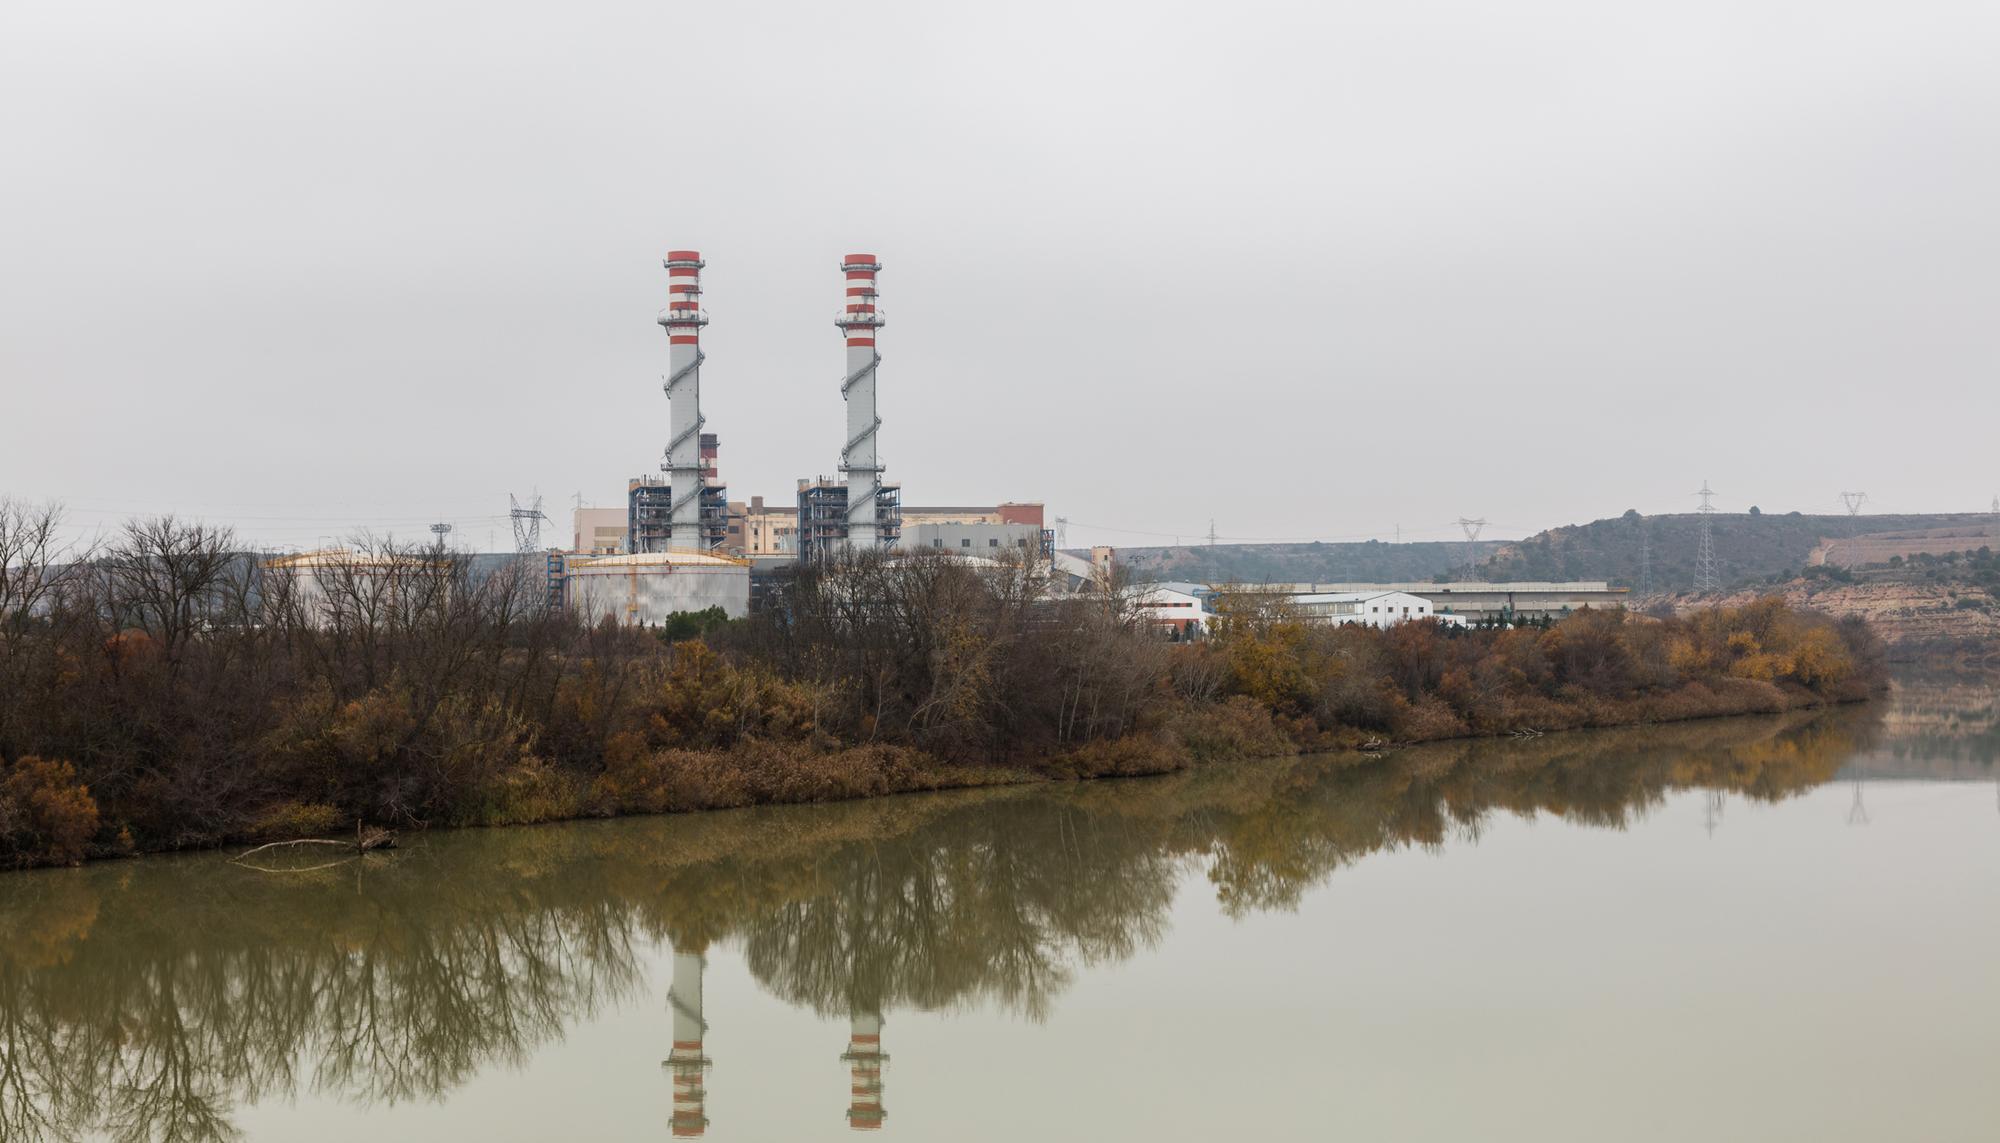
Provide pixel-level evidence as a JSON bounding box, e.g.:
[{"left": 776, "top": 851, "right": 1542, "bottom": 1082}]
[
  {"left": 664, "top": 948, "right": 711, "bottom": 1137},
  {"left": 658, "top": 250, "right": 710, "bottom": 549},
  {"left": 841, "top": 1011, "right": 887, "bottom": 1130},
  {"left": 836, "top": 254, "right": 885, "bottom": 548}
]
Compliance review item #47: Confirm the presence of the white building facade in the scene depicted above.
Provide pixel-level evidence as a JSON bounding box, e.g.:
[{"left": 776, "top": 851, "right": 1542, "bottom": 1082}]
[
  {"left": 1292, "top": 590, "right": 1462, "bottom": 629},
  {"left": 1135, "top": 584, "right": 1215, "bottom": 638}
]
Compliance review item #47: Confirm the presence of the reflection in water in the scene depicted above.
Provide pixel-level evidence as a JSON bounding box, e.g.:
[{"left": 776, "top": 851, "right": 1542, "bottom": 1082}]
[
  {"left": 843, "top": 1011, "right": 887, "bottom": 1131},
  {"left": 0, "top": 698, "right": 1937, "bottom": 1141},
  {"left": 665, "top": 949, "right": 711, "bottom": 1137}
]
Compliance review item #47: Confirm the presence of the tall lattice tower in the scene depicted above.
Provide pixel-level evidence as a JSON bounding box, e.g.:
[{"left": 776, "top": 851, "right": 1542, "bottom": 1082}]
[
  {"left": 1637, "top": 515, "right": 1652, "bottom": 595},
  {"left": 1693, "top": 481, "right": 1719, "bottom": 593},
  {"left": 508, "top": 493, "right": 546, "bottom": 553},
  {"left": 1457, "top": 517, "right": 1488, "bottom": 579}
]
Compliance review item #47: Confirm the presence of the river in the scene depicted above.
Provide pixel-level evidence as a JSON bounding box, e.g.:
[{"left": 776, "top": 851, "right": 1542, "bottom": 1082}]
[{"left": 1, "top": 674, "right": 1994, "bottom": 1141}]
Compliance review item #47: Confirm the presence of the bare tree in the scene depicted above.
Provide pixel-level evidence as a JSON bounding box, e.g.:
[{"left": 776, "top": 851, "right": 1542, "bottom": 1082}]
[
  {"left": 0, "top": 500, "right": 89, "bottom": 761},
  {"left": 103, "top": 517, "right": 239, "bottom": 675}
]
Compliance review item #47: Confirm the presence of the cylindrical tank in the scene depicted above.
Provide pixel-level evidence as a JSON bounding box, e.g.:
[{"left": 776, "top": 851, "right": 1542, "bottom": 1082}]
[{"left": 563, "top": 552, "right": 749, "bottom": 625}]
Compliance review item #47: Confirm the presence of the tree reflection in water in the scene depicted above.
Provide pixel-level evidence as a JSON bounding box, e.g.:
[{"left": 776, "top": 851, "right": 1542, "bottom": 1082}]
[{"left": 0, "top": 704, "right": 1880, "bottom": 1141}]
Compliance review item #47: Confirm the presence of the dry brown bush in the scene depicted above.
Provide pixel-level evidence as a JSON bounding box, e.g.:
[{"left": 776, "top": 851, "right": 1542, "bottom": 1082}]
[{"left": 1, "top": 756, "right": 100, "bottom": 867}]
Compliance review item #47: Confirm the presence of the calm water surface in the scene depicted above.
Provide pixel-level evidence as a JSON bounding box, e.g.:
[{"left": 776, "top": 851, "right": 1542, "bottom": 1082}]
[{"left": 3, "top": 674, "right": 1996, "bottom": 1141}]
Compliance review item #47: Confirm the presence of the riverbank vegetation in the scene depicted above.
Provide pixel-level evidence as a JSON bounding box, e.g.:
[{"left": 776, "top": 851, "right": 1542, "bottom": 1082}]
[
  {"left": 0, "top": 706, "right": 1878, "bottom": 1142},
  {"left": 0, "top": 504, "right": 1885, "bottom": 868}
]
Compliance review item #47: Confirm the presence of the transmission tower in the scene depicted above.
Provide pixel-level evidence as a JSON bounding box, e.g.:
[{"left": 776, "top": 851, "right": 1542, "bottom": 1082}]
[
  {"left": 1207, "top": 519, "right": 1218, "bottom": 546},
  {"left": 429, "top": 522, "right": 453, "bottom": 547},
  {"left": 1054, "top": 516, "right": 1069, "bottom": 548},
  {"left": 1839, "top": 490, "right": 1868, "bottom": 517},
  {"left": 508, "top": 493, "right": 548, "bottom": 553},
  {"left": 1637, "top": 516, "right": 1652, "bottom": 595},
  {"left": 1693, "top": 481, "right": 1720, "bottom": 593},
  {"left": 1457, "top": 517, "right": 1488, "bottom": 580}
]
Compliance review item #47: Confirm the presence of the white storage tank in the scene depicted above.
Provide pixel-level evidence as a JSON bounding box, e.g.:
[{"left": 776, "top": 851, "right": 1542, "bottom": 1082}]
[{"left": 563, "top": 550, "right": 750, "bottom": 625}]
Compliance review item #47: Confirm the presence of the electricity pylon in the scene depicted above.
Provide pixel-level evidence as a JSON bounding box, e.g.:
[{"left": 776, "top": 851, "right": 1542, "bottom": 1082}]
[
  {"left": 1458, "top": 517, "right": 1488, "bottom": 580},
  {"left": 1637, "top": 517, "right": 1652, "bottom": 595},
  {"left": 509, "top": 493, "right": 548, "bottom": 553},
  {"left": 1693, "top": 482, "right": 1719, "bottom": 593}
]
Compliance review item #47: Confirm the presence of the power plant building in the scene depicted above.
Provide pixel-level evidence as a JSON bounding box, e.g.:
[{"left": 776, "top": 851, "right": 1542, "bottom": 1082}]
[{"left": 551, "top": 247, "right": 1049, "bottom": 620}]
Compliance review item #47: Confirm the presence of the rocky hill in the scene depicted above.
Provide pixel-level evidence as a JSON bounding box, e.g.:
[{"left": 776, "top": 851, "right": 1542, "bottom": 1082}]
[
  {"left": 1654, "top": 545, "right": 2000, "bottom": 654},
  {"left": 1682, "top": 580, "right": 1999, "bottom": 652}
]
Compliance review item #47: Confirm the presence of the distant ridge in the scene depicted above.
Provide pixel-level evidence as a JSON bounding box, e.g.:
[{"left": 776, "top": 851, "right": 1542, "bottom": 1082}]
[
  {"left": 1475, "top": 511, "right": 1993, "bottom": 591},
  {"left": 1103, "top": 540, "right": 1505, "bottom": 585}
]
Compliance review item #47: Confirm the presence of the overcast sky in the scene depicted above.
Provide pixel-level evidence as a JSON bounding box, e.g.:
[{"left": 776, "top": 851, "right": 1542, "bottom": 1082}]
[{"left": 3, "top": 2, "right": 1996, "bottom": 551}]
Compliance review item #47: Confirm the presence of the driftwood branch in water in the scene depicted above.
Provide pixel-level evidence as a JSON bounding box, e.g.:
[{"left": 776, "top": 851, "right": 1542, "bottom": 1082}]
[{"left": 230, "top": 820, "right": 396, "bottom": 866}]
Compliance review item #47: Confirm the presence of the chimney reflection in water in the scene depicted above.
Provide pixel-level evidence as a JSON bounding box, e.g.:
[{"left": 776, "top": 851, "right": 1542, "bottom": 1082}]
[
  {"left": 842, "top": 1011, "right": 887, "bottom": 1129},
  {"left": 664, "top": 948, "right": 711, "bottom": 1137}
]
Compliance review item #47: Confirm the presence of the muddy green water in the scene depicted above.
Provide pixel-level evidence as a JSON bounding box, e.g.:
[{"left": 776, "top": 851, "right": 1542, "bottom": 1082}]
[{"left": 2, "top": 676, "right": 1996, "bottom": 1142}]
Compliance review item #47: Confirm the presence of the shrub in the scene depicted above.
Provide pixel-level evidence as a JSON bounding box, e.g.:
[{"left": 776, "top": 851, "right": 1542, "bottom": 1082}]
[
  {"left": 1168, "top": 696, "right": 1297, "bottom": 763},
  {"left": 0, "top": 756, "right": 101, "bottom": 867},
  {"left": 245, "top": 801, "right": 343, "bottom": 841}
]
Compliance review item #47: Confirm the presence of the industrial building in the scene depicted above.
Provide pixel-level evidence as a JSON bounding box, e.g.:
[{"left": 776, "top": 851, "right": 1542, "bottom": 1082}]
[
  {"left": 1291, "top": 589, "right": 1466, "bottom": 628},
  {"left": 574, "top": 496, "right": 1049, "bottom": 562},
  {"left": 1204, "top": 580, "right": 1628, "bottom": 622},
  {"left": 1135, "top": 583, "right": 1214, "bottom": 638},
  {"left": 261, "top": 549, "right": 457, "bottom": 628},
  {"left": 902, "top": 503, "right": 1047, "bottom": 529},
  {"left": 734, "top": 495, "right": 797, "bottom": 556},
  {"left": 904, "top": 521, "right": 1045, "bottom": 554},
  {"left": 572, "top": 507, "right": 626, "bottom": 555}
]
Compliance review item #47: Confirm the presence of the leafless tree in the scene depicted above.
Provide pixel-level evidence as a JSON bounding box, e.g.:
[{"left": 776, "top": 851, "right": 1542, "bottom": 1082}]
[
  {"left": 0, "top": 500, "right": 90, "bottom": 761},
  {"left": 102, "top": 517, "right": 239, "bottom": 675}
]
